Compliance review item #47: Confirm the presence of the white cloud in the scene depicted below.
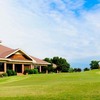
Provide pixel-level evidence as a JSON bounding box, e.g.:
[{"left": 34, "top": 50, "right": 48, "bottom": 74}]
[{"left": 0, "top": 0, "right": 100, "bottom": 68}]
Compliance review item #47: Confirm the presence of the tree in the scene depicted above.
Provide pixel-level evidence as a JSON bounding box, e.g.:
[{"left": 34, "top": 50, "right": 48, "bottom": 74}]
[
  {"left": 43, "top": 58, "right": 54, "bottom": 73},
  {"left": 43, "top": 58, "right": 52, "bottom": 63},
  {"left": 52, "top": 56, "right": 70, "bottom": 72},
  {"left": 43, "top": 56, "right": 70, "bottom": 73},
  {"left": 68, "top": 67, "right": 74, "bottom": 73},
  {"left": 77, "top": 68, "right": 82, "bottom": 72},
  {"left": 90, "top": 60, "right": 99, "bottom": 70},
  {"left": 73, "top": 68, "right": 82, "bottom": 72},
  {"left": 84, "top": 67, "right": 89, "bottom": 71}
]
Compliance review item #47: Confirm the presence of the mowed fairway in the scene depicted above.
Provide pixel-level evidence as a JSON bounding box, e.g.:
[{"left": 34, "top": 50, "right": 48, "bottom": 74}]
[{"left": 0, "top": 70, "right": 100, "bottom": 100}]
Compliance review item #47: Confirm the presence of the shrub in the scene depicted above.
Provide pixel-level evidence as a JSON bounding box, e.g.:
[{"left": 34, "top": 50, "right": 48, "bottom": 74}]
[
  {"left": 7, "top": 70, "right": 17, "bottom": 76},
  {"left": 12, "top": 71, "right": 17, "bottom": 75},
  {"left": 33, "top": 68, "right": 38, "bottom": 74},
  {"left": 24, "top": 69, "right": 29, "bottom": 75},
  {"left": 24, "top": 68, "right": 38, "bottom": 75},
  {"left": 28, "top": 69, "right": 34, "bottom": 74},
  {"left": 7, "top": 70, "right": 13, "bottom": 76}
]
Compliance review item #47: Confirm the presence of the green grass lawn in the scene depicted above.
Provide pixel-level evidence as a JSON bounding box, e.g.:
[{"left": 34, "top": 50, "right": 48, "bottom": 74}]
[{"left": 0, "top": 70, "right": 100, "bottom": 100}]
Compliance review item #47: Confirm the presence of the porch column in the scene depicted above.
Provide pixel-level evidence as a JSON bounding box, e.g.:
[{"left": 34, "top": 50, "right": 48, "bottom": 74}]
[
  {"left": 46, "top": 70, "right": 48, "bottom": 74},
  {"left": 22, "top": 64, "right": 24, "bottom": 73},
  {"left": 12, "top": 64, "right": 15, "bottom": 71},
  {"left": 30, "top": 64, "right": 34, "bottom": 69},
  {"left": 39, "top": 66, "right": 41, "bottom": 72},
  {"left": 4, "top": 62, "right": 7, "bottom": 73}
]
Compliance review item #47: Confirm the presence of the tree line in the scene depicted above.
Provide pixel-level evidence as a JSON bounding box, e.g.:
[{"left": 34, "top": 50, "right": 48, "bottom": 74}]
[
  {"left": 44, "top": 57, "right": 100, "bottom": 73},
  {"left": 43, "top": 56, "right": 82, "bottom": 73}
]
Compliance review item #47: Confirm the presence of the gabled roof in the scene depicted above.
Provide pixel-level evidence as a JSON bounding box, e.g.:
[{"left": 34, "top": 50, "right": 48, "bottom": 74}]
[
  {"left": 31, "top": 56, "right": 50, "bottom": 65},
  {"left": 5, "top": 48, "right": 36, "bottom": 62},
  {"left": 0, "top": 49, "right": 17, "bottom": 58},
  {"left": 0, "top": 44, "right": 50, "bottom": 65},
  {"left": 0, "top": 44, "right": 13, "bottom": 56},
  {"left": 0, "top": 44, "right": 33, "bottom": 61}
]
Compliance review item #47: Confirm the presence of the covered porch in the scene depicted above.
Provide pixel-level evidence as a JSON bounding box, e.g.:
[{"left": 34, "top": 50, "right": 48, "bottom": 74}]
[
  {"left": 34, "top": 64, "right": 48, "bottom": 73},
  {"left": 0, "top": 60, "right": 34, "bottom": 74},
  {"left": 0, "top": 61, "right": 48, "bottom": 74}
]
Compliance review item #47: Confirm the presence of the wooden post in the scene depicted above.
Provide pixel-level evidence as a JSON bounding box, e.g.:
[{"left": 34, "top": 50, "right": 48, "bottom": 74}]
[
  {"left": 22, "top": 64, "right": 24, "bottom": 73},
  {"left": 39, "top": 66, "right": 41, "bottom": 72},
  {"left": 4, "top": 62, "right": 7, "bottom": 73},
  {"left": 12, "top": 64, "right": 15, "bottom": 71},
  {"left": 46, "top": 70, "right": 48, "bottom": 74},
  {"left": 30, "top": 64, "right": 34, "bottom": 69},
  {"left": 57, "top": 70, "right": 59, "bottom": 73}
]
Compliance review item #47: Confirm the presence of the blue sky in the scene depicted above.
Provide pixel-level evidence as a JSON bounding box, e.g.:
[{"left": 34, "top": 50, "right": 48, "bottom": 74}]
[{"left": 0, "top": 0, "right": 100, "bottom": 69}]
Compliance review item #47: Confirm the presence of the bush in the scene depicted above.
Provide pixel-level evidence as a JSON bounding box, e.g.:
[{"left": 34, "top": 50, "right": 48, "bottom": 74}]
[
  {"left": 24, "top": 69, "right": 29, "bottom": 75},
  {"left": 7, "top": 70, "right": 13, "bottom": 76},
  {"left": 28, "top": 69, "right": 34, "bottom": 74},
  {"left": 7, "top": 70, "right": 17, "bottom": 76},
  {"left": 33, "top": 68, "right": 38, "bottom": 74},
  {"left": 24, "top": 68, "right": 38, "bottom": 75},
  {"left": 12, "top": 71, "right": 17, "bottom": 75}
]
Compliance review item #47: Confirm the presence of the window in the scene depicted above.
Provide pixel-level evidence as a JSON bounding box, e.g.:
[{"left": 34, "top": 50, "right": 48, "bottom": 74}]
[{"left": 0, "top": 63, "right": 4, "bottom": 71}]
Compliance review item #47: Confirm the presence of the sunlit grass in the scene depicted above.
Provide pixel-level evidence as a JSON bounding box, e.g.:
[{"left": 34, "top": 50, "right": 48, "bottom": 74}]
[{"left": 0, "top": 70, "right": 100, "bottom": 100}]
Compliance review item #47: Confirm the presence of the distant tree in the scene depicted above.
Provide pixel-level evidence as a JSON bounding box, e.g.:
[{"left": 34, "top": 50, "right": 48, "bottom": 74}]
[
  {"left": 73, "top": 68, "right": 77, "bottom": 72},
  {"left": 84, "top": 67, "right": 90, "bottom": 71},
  {"left": 52, "top": 56, "right": 70, "bottom": 72},
  {"left": 43, "top": 58, "right": 52, "bottom": 63},
  {"left": 77, "top": 68, "right": 82, "bottom": 72},
  {"left": 48, "top": 64, "right": 55, "bottom": 73},
  {"left": 43, "top": 56, "right": 70, "bottom": 73},
  {"left": 73, "top": 68, "right": 82, "bottom": 72},
  {"left": 43, "top": 58, "right": 54, "bottom": 73},
  {"left": 90, "top": 60, "right": 99, "bottom": 70},
  {"left": 68, "top": 67, "right": 74, "bottom": 73}
]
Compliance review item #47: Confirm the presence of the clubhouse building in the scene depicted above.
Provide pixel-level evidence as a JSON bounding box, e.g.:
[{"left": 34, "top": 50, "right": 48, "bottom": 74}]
[{"left": 0, "top": 43, "right": 50, "bottom": 74}]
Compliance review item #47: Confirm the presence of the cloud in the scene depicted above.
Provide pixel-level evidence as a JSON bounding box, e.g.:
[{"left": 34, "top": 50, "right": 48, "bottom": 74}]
[{"left": 0, "top": 0, "right": 100, "bottom": 68}]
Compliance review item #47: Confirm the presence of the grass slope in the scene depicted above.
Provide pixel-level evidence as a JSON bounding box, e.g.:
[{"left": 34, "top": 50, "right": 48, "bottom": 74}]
[{"left": 0, "top": 70, "right": 100, "bottom": 100}]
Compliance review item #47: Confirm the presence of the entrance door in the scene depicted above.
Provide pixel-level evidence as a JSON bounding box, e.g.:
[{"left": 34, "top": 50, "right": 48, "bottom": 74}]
[{"left": 15, "top": 64, "right": 22, "bottom": 73}]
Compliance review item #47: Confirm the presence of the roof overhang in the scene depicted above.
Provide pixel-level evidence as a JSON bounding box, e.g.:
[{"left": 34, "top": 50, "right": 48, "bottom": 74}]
[{"left": 5, "top": 49, "right": 36, "bottom": 63}]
